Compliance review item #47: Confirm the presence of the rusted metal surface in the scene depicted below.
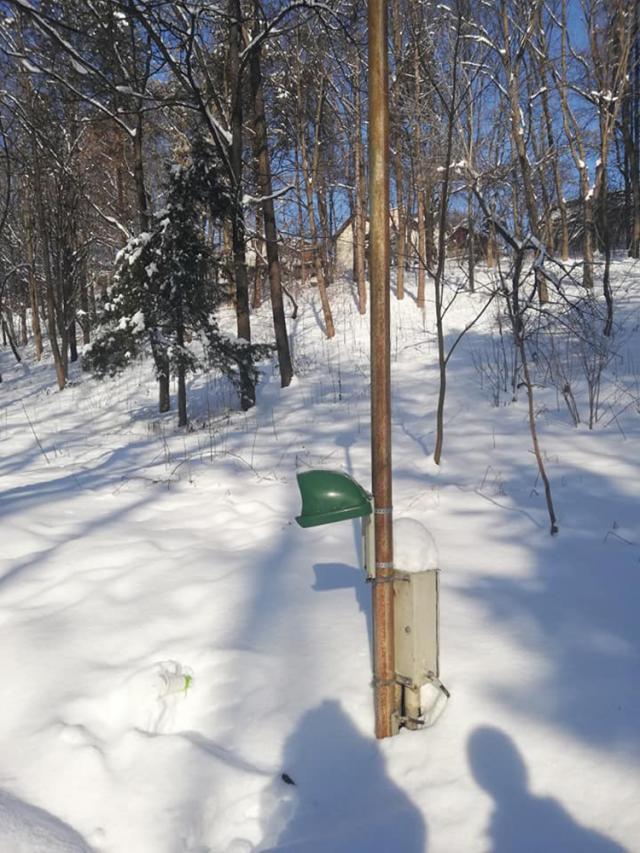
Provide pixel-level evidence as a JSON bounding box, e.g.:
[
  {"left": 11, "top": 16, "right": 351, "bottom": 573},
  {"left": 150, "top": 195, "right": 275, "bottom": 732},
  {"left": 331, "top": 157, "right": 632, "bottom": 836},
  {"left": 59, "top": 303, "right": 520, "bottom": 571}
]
[{"left": 368, "top": 0, "right": 397, "bottom": 739}]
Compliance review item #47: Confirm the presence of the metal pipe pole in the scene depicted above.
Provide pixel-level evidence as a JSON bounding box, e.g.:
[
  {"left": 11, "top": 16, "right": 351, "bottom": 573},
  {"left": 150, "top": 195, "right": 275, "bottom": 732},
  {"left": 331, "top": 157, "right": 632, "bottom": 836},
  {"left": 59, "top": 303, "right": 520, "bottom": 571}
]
[{"left": 368, "top": 0, "right": 397, "bottom": 739}]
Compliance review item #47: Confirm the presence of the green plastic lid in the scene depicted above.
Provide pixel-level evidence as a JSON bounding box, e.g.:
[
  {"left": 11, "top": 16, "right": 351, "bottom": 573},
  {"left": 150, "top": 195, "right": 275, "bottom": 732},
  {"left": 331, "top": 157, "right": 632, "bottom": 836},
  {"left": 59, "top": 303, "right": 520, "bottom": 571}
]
[{"left": 295, "top": 469, "right": 372, "bottom": 528}]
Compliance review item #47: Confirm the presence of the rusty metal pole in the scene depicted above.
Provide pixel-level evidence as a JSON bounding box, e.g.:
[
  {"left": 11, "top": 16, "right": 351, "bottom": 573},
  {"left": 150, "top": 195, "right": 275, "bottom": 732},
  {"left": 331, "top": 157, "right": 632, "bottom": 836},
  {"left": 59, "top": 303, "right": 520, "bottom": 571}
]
[{"left": 368, "top": 0, "right": 397, "bottom": 739}]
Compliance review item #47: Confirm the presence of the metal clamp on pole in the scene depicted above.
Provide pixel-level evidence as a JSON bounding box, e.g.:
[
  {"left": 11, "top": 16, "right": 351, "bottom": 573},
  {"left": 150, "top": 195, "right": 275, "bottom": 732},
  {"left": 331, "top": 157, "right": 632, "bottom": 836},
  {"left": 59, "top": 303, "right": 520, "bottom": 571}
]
[
  {"left": 371, "top": 574, "right": 395, "bottom": 585},
  {"left": 371, "top": 675, "right": 397, "bottom": 688}
]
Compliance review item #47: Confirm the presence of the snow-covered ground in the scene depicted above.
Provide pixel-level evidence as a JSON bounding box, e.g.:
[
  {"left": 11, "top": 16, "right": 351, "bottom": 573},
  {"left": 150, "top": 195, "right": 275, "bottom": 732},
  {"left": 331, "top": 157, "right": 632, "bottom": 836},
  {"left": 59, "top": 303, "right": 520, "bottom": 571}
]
[{"left": 1, "top": 262, "right": 639, "bottom": 852}]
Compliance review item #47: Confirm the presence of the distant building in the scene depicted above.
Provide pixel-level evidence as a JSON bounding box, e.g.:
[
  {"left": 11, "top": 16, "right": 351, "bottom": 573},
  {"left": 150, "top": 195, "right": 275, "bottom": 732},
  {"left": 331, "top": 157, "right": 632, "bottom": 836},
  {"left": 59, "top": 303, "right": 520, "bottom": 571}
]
[
  {"left": 447, "top": 220, "right": 488, "bottom": 261},
  {"left": 550, "top": 190, "right": 630, "bottom": 254},
  {"left": 333, "top": 209, "right": 420, "bottom": 278}
]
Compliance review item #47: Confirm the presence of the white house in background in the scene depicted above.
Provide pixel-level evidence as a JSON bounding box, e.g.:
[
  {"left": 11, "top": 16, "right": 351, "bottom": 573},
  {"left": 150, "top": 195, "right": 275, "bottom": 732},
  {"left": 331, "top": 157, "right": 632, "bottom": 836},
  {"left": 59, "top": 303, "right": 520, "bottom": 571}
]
[
  {"left": 333, "top": 208, "right": 420, "bottom": 278},
  {"left": 333, "top": 215, "right": 366, "bottom": 278}
]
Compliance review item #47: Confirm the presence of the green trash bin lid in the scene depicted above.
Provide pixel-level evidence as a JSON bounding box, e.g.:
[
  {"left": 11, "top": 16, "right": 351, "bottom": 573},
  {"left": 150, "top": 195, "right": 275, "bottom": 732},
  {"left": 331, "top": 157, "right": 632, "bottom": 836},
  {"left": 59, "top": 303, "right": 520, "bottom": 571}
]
[{"left": 295, "top": 469, "right": 372, "bottom": 528}]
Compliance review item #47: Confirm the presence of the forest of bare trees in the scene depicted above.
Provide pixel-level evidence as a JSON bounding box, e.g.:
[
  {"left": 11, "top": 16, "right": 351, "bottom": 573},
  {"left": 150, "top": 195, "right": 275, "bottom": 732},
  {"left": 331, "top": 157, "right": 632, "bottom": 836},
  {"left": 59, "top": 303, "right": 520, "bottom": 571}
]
[{"left": 0, "top": 0, "right": 638, "bottom": 438}]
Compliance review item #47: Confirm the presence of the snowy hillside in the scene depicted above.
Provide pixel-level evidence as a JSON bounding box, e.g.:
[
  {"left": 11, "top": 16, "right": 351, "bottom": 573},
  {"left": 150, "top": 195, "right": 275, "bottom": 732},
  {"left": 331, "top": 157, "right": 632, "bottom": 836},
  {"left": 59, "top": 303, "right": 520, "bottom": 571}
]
[{"left": 0, "top": 265, "right": 639, "bottom": 852}]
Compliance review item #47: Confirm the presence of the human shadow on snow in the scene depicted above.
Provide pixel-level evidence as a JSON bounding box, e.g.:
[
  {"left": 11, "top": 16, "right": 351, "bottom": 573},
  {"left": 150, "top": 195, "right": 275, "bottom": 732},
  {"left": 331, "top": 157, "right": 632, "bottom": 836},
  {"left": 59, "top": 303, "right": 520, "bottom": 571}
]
[
  {"left": 468, "top": 726, "right": 626, "bottom": 853},
  {"left": 460, "top": 513, "right": 640, "bottom": 751},
  {"left": 260, "top": 700, "right": 427, "bottom": 852}
]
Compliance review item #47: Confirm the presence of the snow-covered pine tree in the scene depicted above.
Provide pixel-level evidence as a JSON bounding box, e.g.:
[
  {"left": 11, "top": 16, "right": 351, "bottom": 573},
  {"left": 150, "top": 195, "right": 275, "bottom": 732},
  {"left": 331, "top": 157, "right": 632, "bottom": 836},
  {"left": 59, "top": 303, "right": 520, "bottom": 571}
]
[{"left": 83, "top": 140, "right": 271, "bottom": 425}]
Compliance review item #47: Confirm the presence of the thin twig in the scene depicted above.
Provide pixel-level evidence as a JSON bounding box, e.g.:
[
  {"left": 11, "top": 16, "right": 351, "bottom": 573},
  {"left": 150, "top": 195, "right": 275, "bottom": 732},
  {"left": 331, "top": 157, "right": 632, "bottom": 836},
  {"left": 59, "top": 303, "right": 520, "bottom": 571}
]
[{"left": 22, "top": 403, "right": 50, "bottom": 464}]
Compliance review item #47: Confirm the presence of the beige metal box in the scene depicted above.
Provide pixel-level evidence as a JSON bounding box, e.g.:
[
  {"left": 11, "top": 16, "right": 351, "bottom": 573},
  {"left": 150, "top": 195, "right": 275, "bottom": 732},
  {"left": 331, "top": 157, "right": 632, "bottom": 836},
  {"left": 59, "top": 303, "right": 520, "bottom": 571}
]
[{"left": 393, "top": 569, "right": 439, "bottom": 688}]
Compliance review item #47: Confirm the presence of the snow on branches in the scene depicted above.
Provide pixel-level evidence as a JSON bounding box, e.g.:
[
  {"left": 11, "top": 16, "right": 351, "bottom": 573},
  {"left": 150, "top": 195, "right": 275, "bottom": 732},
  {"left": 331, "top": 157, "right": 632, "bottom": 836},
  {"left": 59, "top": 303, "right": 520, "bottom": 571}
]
[{"left": 84, "top": 140, "right": 272, "bottom": 412}]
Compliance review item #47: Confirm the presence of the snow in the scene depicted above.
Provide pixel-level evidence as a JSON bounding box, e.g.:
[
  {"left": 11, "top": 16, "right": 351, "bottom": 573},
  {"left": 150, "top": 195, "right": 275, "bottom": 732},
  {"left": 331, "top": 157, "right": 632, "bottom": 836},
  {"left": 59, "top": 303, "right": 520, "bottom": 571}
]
[
  {"left": 0, "top": 260, "right": 639, "bottom": 851},
  {"left": 204, "top": 106, "right": 232, "bottom": 147},
  {"left": 131, "top": 311, "right": 145, "bottom": 333},
  {"left": 461, "top": 34, "right": 495, "bottom": 50},
  {"left": 70, "top": 58, "right": 88, "bottom": 76},
  {"left": 20, "top": 58, "right": 40, "bottom": 73},
  {"left": 394, "top": 517, "right": 438, "bottom": 572},
  {"left": 530, "top": 86, "right": 547, "bottom": 101}
]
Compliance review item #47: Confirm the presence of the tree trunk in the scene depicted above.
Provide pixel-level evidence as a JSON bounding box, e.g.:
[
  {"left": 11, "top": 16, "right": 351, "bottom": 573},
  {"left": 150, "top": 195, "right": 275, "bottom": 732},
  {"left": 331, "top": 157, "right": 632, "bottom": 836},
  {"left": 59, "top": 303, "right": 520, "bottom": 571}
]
[
  {"left": 633, "top": 15, "right": 640, "bottom": 258},
  {"left": 417, "top": 190, "right": 426, "bottom": 308},
  {"left": 159, "top": 371, "right": 170, "bottom": 413},
  {"left": 394, "top": 148, "right": 406, "bottom": 300},
  {"left": 621, "top": 88, "right": 640, "bottom": 257},
  {"left": 33, "top": 153, "right": 66, "bottom": 389},
  {"left": 391, "top": 0, "right": 405, "bottom": 301},
  {"left": 424, "top": 178, "right": 436, "bottom": 269},
  {"left": 229, "top": 0, "right": 255, "bottom": 409},
  {"left": 534, "top": 7, "right": 570, "bottom": 261},
  {"left": 151, "top": 335, "right": 171, "bottom": 413},
  {"left": 176, "top": 303, "right": 187, "bottom": 427},
  {"left": 501, "top": 2, "right": 547, "bottom": 303},
  {"left": 177, "top": 365, "right": 187, "bottom": 426},
  {"left": 249, "top": 13, "right": 293, "bottom": 387},
  {"left": 20, "top": 306, "right": 28, "bottom": 347},
  {"left": 2, "top": 319, "right": 22, "bottom": 363},
  {"left": 55, "top": 271, "right": 69, "bottom": 378},
  {"left": 486, "top": 221, "right": 496, "bottom": 268},
  {"left": 133, "top": 110, "right": 150, "bottom": 233},
  {"left": 432, "top": 6, "right": 464, "bottom": 466},
  {"left": 293, "top": 144, "right": 307, "bottom": 291},
  {"left": 467, "top": 191, "right": 475, "bottom": 292},
  {"left": 600, "top": 172, "right": 613, "bottom": 336},
  {"left": 519, "top": 333, "right": 558, "bottom": 535},
  {"left": 24, "top": 203, "right": 43, "bottom": 360},
  {"left": 80, "top": 266, "right": 91, "bottom": 345},
  {"left": 252, "top": 206, "right": 264, "bottom": 310},
  {"left": 69, "top": 319, "right": 78, "bottom": 363},
  {"left": 297, "top": 75, "right": 335, "bottom": 338},
  {"left": 414, "top": 39, "right": 426, "bottom": 309},
  {"left": 582, "top": 188, "right": 595, "bottom": 290},
  {"left": 464, "top": 28, "right": 475, "bottom": 292},
  {"left": 353, "top": 50, "right": 367, "bottom": 313},
  {"left": 316, "top": 178, "right": 332, "bottom": 286}
]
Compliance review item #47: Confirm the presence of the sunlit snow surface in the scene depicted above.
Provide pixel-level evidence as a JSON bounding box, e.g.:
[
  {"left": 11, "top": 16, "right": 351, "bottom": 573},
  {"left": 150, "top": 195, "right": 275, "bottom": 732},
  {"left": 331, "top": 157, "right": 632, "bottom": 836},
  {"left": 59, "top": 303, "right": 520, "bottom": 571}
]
[{"left": 0, "top": 263, "right": 638, "bottom": 852}]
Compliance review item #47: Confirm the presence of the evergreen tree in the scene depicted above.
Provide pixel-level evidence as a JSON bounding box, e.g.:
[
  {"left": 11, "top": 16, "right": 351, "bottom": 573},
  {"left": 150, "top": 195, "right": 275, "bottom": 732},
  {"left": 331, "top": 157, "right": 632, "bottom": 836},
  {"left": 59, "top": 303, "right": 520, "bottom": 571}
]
[{"left": 84, "top": 141, "right": 271, "bottom": 425}]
